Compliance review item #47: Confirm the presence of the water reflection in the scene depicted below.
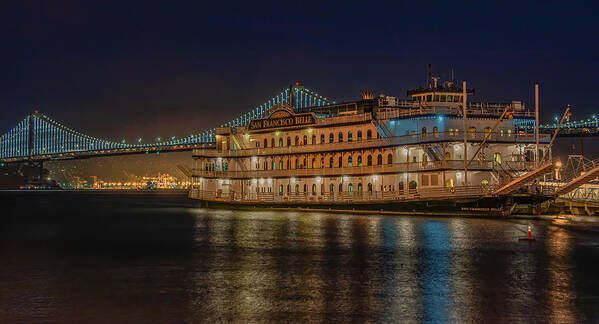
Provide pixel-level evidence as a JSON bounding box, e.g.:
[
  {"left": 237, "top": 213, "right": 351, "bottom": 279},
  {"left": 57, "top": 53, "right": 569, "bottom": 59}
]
[
  {"left": 1, "top": 192, "right": 598, "bottom": 322},
  {"left": 546, "top": 226, "right": 575, "bottom": 323},
  {"left": 421, "top": 221, "right": 451, "bottom": 323}
]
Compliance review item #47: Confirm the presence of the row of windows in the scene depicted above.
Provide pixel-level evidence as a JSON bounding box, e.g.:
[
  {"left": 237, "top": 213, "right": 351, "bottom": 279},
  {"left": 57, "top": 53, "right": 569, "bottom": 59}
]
[
  {"left": 257, "top": 127, "right": 516, "bottom": 148},
  {"left": 252, "top": 178, "right": 491, "bottom": 195},
  {"left": 257, "top": 153, "right": 394, "bottom": 170},
  {"left": 206, "top": 150, "right": 505, "bottom": 171},
  {"left": 261, "top": 130, "right": 374, "bottom": 148},
  {"left": 412, "top": 94, "right": 464, "bottom": 103},
  {"left": 264, "top": 181, "right": 420, "bottom": 195}
]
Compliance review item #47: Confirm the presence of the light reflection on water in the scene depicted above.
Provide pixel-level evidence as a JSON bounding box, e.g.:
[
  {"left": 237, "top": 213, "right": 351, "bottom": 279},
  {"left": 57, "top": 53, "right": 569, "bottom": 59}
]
[{"left": 1, "top": 193, "right": 599, "bottom": 322}]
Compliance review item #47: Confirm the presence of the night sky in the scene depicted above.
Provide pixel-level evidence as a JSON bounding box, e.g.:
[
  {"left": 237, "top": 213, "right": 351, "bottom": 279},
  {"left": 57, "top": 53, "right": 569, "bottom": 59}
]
[{"left": 2, "top": 2, "right": 598, "bottom": 143}]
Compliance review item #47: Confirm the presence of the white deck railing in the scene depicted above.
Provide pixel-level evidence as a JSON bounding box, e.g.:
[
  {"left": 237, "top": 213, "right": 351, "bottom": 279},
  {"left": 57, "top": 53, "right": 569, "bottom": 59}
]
[
  {"left": 192, "top": 160, "right": 537, "bottom": 179},
  {"left": 194, "top": 132, "right": 549, "bottom": 158}
]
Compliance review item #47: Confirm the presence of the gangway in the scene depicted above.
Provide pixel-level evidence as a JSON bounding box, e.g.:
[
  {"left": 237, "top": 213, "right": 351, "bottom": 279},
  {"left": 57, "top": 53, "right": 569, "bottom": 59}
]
[
  {"left": 554, "top": 166, "right": 599, "bottom": 196},
  {"left": 492, "top": 163, "right": 554, "bottom": 195}
]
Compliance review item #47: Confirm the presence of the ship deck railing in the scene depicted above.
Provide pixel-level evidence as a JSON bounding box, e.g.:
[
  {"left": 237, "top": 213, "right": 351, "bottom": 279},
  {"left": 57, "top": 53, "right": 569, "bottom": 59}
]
[
  {"left": 192, "top": 160, "right": 536, "bottom": 179},
  {"left": 376, "top": 104, "right": 534, "bottom": 119},
  {"left": 193, "top": 132, "right": 549, "bottom": 158},
  {"left": 189, "top": 184, "right": 497, "bottom": 204}
]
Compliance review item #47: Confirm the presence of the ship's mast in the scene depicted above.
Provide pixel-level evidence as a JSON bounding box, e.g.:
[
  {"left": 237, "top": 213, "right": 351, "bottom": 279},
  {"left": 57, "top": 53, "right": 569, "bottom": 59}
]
[
  {"left": 463, "top": 80, "right": 468, "bottom": 186},
  {"left": 535, "top": 83, "right": 539, "bottom": 167}
]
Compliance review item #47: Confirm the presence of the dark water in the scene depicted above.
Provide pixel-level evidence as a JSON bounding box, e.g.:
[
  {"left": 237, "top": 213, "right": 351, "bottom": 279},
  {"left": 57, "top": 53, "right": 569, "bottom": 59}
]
[{"left": 1, "top": 192, "right": 599, "bottom": 323}]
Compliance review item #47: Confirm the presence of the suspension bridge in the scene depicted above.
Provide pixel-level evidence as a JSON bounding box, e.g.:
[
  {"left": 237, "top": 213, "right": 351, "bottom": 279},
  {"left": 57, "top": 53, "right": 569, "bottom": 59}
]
[
  {"left": 0, "top": 84, "right": 333, "bottom": 163},
  {"left": 522, "top": 114, "right": 599, "bottom": 137}
]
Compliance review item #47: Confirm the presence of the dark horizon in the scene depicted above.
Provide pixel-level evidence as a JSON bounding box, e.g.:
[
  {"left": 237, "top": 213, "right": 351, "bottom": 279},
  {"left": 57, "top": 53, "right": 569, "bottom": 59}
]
[{"left": 2, "top": 2, "right": 598, "bottom": 143}]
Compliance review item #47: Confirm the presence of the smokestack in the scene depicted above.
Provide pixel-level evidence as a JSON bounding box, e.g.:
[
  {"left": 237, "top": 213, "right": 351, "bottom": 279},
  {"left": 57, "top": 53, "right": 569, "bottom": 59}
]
[
  {"left": 427, "top": 64, "right": 432, "bottom": 88},
  {"left": 361, "top": 90, "right": 375, "bottom": 100}
]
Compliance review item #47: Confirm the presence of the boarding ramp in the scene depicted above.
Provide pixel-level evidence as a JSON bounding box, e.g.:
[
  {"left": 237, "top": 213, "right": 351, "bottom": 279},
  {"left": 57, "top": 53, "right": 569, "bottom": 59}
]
[
  {"left": 554, "top": 166, "right": 599, "bottom": 196},
  {"left": 493, "top": 163, "right": 554, "bottom": 195}
]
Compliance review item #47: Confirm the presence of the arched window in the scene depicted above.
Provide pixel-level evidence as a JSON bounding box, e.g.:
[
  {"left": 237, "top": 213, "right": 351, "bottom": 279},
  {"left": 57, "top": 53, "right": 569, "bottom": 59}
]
[
  {"left": 348, "top": 183, "right": 353, "bottom": 195},
  {"left": 287, "top": 136, "right": 291, "bottom": 146},
  {"left": 377, "top": 154, "right": 383, "bottom": 165},
  {"left": 387, "top": 153, "right": 393, "bottom": 164},
  {"left": 367, "top": 130, "right": 372, "bottom": 140},
  {"left": 304, "top": 184, "right": 307, "bottom": 192},
  {"left": 357, "top": 131, "right": 362, "bottom": 141},
  {"left": 348, "top": 131, "right": 353, "bottom": 142},
  {"left": 264, "top": 138, "right": 268, "bottom": 148},
  {"left": 287, "top": 159, "right": 290, "bottom": 169},
  {"left": 494, "top": 152, "right": 502, "bottom": 164},
  {"left": 312, "top": 184, "right": 317, "bottom": 195},
  {"left": 271, "top": 138, "right": 275, "bottom": 148},
  {"left": 295, "top": 136, "right": 299, "bottom": 146},
  {"left": 329, "top": 157, "right": 334, "bottom": 168},
  {"left": 358, "top": 183, "right": 363, "bottom": 193},
  {"left": 321, "top": 134, "right": 325, "bottom": 144},
  {"left": 330, "top": 184, "right": 335, "bottom": 192},
  {"left": 338, "top": 132, "right": 343, "bottom": 142},
  {"left": 339, "top": 183, "right": 343, "bottom": 192},
  {"left": 409, "top": 181, "right": 417, "bottom": 190},
  {"left": 279, "top": 138, "right": 283, "bottom": 147},
  {"left": 303, "top": 158, "right": 307, "bottom": 169},
  {"left": 321, "top": 183, "right": 324, "bottom": 194},
  {"left": 295, "top": 184, "right": 299, "bottom": 193},
  {"left": 279, "top": 184, "right": 283, "bottom": 196},
  {"left": 338, "top": 156, "right": 343, "bottom": 167},
  {"left": 312, "top": 135, "right": 316, "bottom": 145},
  {"left": 287, "top": 184, "right": 290, "bottom": 194},
  {"left": 294, "top": 159, "right": 299, "bottom": 169},
  {"left": 422, "top": 127, "right": 427, "bottom": 137},
  {"left": 264, "top": 160, "right": 268, "bottom": 170},
  {"left": 357, "top": 155, "right": 362, "bottom": 166},
  {"left": 329, "top": 133, "right": 334, "bottom": 143},
  {"left": 368, "top": 183, "right": 373, "bottom": 192},
  {"left": 433, "top": 126, "right": 439, "bottom": 138},
  {"left": 272, "top": 161, "right": 276, "bottom": 170},
  {"left": 303, "top": 135, "right": 307, "bottom": 145},
  {"left": 367, "top": 155, "right": 373, "bottom": 166},
  {"left": 348, "top": 156, "right": 353, "bottom": 167},
  {"left": 445, "top": 152, "right": 451, "bottom": 160},
  {"left": 311, "top": 158, "right": 316, "bottom": 168},
  {"left": 279, "top": 160, "right": 283, "bottom": 170}
]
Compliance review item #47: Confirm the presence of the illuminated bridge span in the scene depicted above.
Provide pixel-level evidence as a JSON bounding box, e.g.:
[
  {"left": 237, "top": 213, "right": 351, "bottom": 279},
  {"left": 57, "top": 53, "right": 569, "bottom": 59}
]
[
  {"left": 521, "top": 114, "right": 599, "bottom": 137},
  {"left": 0, "top": 84, "right": 333, "bottom": 162}
]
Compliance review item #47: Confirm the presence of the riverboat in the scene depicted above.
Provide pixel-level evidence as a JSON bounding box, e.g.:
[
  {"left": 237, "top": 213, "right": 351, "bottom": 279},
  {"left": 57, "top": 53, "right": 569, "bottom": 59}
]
[{"left": 190, "top": 76, "right": 552, "bottom": 215}]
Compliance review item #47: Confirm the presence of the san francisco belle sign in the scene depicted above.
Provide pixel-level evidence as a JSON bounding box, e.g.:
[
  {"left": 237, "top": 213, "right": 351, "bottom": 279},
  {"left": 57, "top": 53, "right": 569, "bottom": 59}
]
[{"left": 248, "top": 106, "right": 316, "bottom": 131}]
